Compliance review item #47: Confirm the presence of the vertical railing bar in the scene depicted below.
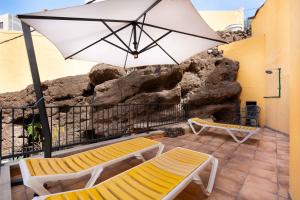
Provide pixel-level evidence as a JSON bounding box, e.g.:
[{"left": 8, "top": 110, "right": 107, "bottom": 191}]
[
  {"left": 79, "top": 107, "right": 82, "bottom": 143},
  {"left": 58, "top": 110, "right": 61, "bottom": 149},
  {"left": 117, "top": 104, "right": 121, "bottom": 133},
  {"left": 22, "top": 108, "right": 25, "bottom": 157},
  {"left": 11, "top": 108, "right": 15, "bottom": 159},
  {"left": 96, "top": 106, "right": 99, "bottom": 137},
  {"left": 65, "top": 109, "right": 68, "bottom": 145},
  {"left": 31, "top": 108, "right": 35, "bottom": 157},
  {"left": 73, "top": 107, "right": 75, "bottom": 145},
  {"left": 107, "top": 107, "right": 110, "bottom": 137},
  {"left": 102, "top": 107, "right": 104, "bottom": 138}
]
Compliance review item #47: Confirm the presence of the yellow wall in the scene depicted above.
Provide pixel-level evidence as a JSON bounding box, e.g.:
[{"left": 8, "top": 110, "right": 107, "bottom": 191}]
[
  {"left": 0, "top": 31, "right": 96, "bottom": 93},
  {"left": 289, "top": 0, "right": 300, "bottom": 198},
  {"left": 221, "top": 1, "right": 300, "bottom": 197},
  {"left": 220, "top": 36, "right": 266, "bottom": 126},
  {"left": 253, "top": 0, "right": 290, "bottom": 133},
  {"left": 220, "top": 0, "right": 290, "bottom": 134},
  {"left": 199, "top": 9, "right": 244, "bottom": 31}
]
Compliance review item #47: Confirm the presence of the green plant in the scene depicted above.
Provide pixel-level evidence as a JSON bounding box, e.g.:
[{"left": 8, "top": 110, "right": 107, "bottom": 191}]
[{"left": 26, "top": 122, "right": 42, "bottom": 142}]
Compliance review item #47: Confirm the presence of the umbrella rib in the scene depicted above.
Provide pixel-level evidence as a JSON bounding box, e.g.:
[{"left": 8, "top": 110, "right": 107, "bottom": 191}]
[
  {"left": 136, "top": 24, "right": 179, "bottom": 65},
  {"left": 103, "top": 39, "right": 131, "bottom": 53},
  {"left": 137, "top": 22, "right": 227, "bottom": 44},
  {"left": 136, "top": 0, "right": 162, "bottom": 21},
  {"left": 124, "top": 27, "right": 134, "bottom": 69},
  {"left": 66, "top": 23, "right": 132, "bottom": 59},
  {"left": 137, "top": 14, "right": 146, "bottom": 50},
  {"left": 139, "top": 30, "right": 172, "bottom": 54},
  {"left": 102, "top": 21, "right": 133, "bottom": 53}
]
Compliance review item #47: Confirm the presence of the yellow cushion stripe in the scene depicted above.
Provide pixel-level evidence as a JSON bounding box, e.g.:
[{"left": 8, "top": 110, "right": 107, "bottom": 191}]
[
  {"left": 25, "top": 160, "right": 35, "bottom": 176},
  {"left": 64, "top": 157, "right": 85, "bottom": 172},
  {"left": 96, "top": 185, "right": 118, "bottom": 200},
  {"left": 111, "top": 178, "right": 153, "bottom": 200},
  {"left": 46, "top": 195, "right": 64, "bottom": 200},
  {"left": 88, "top": 188, "right": 104, "bottom": 200},
  {"left": 77, "top": 190, "right": 90, "bottom": 200},
  {"left": 78, "top": 154, "right": 98, "bottom": 167},
  {"left": 55, "top": 158, "right": 75, "bottom": 173},
  {"left": 127, "top": 170, "right": 169, "bottom": 194},
  {"left": 47, "top": 159, "right": 66, "bottom": 174},
  {"left": 103, "top": 181, "right": 136, "bottom": 200},
  {"left": 121, "top": 174, "right": 163, "bottom": 199},
  {"left": 30, "top": 159, "right": 46, "bottom": 176},
  {"left": 64, "top": 192, "right": 78, "bottom": 200},
  {"left": 39, "top": 159, "right": 56, "bottom": 175}
]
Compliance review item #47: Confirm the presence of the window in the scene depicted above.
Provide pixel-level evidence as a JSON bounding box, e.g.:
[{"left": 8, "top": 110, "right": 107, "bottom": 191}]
[{"left": 0, "top": 22, "right": 3, "bottom": 29}]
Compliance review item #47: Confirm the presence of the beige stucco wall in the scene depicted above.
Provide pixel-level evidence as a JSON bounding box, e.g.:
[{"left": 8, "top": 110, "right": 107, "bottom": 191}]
[
  {"left": 199, "top": 9, "right": 244, "bottom": 31},
  {"left": 0, "top": 31, "right": 96, "bottom": 93}
]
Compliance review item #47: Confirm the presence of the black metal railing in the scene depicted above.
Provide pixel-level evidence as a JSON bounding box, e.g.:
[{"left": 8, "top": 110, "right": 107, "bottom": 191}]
[
  {"left": 0, "top": 103, "right": 188, "bottom": 163},
  {"left": 0, "top": 103, "right": 260, "bottom": 165}
]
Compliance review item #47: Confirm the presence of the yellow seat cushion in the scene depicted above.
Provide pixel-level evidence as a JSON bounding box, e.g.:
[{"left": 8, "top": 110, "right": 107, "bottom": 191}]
[
  {"left": 191, "top": 118, "right": 257, "bottom": 131},
  {"left": 44, "top": 148, "right": 209, "bottom": 200},
  {"left": 25, "top": 137, "right": 159, "bottom": 176}
]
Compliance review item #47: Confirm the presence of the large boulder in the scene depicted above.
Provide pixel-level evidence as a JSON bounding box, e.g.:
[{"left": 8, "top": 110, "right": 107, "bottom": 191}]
[
  {"left": 92, "top": 65, "right": 183, "bottom": 106},
  {"left": 187, "top": 82, "right": 241, "bottom": 106},
  {"left": 89, "top": 63, "right": 125, "bottom": 86},
  {"left": 125, "top": 86, "right": 181, "bottom": 105}
]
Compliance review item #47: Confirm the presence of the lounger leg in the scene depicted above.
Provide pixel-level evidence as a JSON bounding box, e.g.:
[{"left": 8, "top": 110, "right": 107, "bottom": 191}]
[
  {"left": 27, "top": 180, "right": 51, "bottom": 196},
  {"left": 156, "top": 144, "right": 165, "bottom": 156},
  {"left": 134, "top": 153, "right": 146, "bottom": 162},
  {"left": 188, "top": 120, "right": 207, "bottom": 135},
  {"left": 193, "top": 157, "right": 219, "bottom": 196},
  {"left": 85, "top": 167, "right": 103, "bottom": 188},
  {"left": 226, "top": 129, "right": 255, "bottom": 144}
]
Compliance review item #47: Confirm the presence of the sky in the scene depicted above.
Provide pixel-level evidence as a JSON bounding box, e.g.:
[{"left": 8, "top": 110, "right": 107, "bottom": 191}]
[{"left": 0, "top": 0, "right": 265, "bottom": 18}]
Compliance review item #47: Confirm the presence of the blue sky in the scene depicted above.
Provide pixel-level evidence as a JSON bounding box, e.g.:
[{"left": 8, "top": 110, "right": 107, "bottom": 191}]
[{"left": 0, "top": 0, "right": 265, "bottom": 18}]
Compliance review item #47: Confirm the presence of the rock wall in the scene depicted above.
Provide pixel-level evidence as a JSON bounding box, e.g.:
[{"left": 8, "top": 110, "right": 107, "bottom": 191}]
[{"left": 0, "top": 53, "right": 241, "bottom": 139}]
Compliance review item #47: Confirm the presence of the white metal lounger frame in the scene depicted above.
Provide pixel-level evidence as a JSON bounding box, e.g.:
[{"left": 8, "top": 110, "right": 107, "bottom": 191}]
[
  {"left": 33, "top": 147, "right": 218, "bottom": 200},
  {"left": 20, "top": 142, "right": 164, "bottom": 196},
  {"left": 188, "top": 119, "right": 260, "bottom": 144}
]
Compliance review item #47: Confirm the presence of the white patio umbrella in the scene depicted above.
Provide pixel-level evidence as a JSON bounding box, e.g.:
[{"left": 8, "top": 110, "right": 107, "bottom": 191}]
[
  {"left": 17, "top": 0, "right": 225, "bottom": 158},
  {"left": 18, "top": 0, "right": 225, "bottom": 68}
]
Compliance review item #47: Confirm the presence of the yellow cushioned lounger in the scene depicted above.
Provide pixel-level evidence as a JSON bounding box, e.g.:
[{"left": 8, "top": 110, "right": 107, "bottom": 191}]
[
  {"left": 33, "top": 147, "right": 218, "bottom": 200},
  {"left": 188, "top": 118, "right": 260, "bottom": 143},
  {"left": 19, "top": 137, "right": 164, "bottom": 196}
]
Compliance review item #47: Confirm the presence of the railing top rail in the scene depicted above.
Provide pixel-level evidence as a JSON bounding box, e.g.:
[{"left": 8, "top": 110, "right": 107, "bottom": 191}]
[{"left": 0, "top": 103, "right": 186, "bottom": 110}]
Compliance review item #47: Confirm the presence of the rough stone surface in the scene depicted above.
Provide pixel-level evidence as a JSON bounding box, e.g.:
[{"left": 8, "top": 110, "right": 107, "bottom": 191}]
[
  {"left": 89, "top": 63, "right": 126, "bottom": 86},
  {"left": 92, "top": 65, "right": 183, "bottom": 106}
]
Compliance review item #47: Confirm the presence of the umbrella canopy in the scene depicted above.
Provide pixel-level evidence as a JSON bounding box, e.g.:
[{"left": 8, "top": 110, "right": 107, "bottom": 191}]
[{"left": 18, "top": 0, "right": 225, "bottom": 68}]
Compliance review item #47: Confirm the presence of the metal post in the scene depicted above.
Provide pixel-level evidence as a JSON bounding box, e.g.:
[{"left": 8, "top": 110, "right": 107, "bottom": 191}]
[{"left": 21, "top": 22, "right": 52, "bottom": 158}]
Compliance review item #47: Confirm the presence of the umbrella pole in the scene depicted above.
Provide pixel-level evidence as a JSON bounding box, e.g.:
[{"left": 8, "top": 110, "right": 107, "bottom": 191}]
[{"left": 21, "top": 22, "right": 52, "bottom": 158}]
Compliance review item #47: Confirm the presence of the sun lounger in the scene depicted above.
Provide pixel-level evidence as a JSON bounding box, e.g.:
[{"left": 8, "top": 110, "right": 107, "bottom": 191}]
[
  {"left": 33, "top": 147, "right": 218, "bottom": 200},
  {"left": 188, "top": 118, "right": 260, "bottom": 144},
  {"left": 19, "top": 137, "right": 164, "bottom": 196}
]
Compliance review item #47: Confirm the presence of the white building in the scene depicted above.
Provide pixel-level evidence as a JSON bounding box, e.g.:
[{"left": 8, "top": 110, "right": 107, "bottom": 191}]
[{"left": 0, "top": 13, "right": 22, "bottom": 31}]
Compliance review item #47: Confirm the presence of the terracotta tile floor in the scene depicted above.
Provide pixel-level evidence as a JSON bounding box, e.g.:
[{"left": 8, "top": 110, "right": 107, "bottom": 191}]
[{"left": 12, "top": 128, "right": 289, "bottom": 200}]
